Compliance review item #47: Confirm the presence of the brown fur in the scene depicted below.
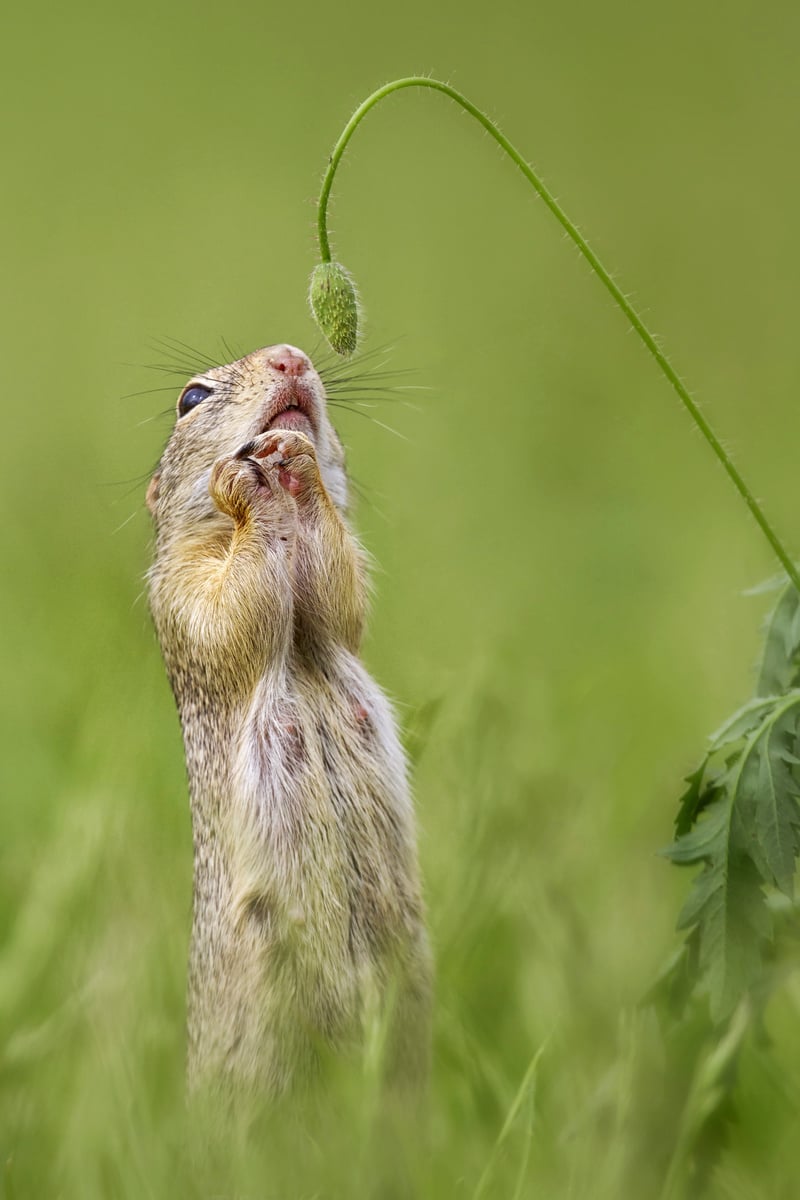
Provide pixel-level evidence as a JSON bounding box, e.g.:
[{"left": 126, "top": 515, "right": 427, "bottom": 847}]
[{"left": 147, "top": 344, "right": 432, "bottom": 1096}]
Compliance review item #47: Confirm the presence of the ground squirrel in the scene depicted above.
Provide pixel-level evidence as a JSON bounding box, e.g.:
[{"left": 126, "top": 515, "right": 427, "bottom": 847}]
[{"left": 146, "top": 343, "right": 432, "bottom": 1096}]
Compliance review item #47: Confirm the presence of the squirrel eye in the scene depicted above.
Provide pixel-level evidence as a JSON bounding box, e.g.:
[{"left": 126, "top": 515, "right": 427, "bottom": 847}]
[{"left": 178, "top": 384, "right": 212, "bottom": 417}]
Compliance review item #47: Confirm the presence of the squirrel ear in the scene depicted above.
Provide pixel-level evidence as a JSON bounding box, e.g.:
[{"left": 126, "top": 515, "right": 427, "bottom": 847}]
[{"left": 146, "top": 470, "right": 161, "bottom": 516}]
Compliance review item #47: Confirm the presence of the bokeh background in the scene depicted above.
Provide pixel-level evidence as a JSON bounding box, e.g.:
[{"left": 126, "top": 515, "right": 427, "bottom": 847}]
[{"left": 3, "top": 0, "right": 800, "bottom": 1195}]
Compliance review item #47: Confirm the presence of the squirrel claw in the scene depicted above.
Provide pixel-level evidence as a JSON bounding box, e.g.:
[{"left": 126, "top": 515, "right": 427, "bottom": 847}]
[
  {"left": 249, "top": 430, "right": 315, "bottom": 464},
  {"left": 247, "top": 431, "right": 320, "bottom": 500}
]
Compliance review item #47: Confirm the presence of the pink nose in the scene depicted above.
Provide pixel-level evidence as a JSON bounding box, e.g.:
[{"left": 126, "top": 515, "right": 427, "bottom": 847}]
[{"left": 266, "top": 345, "right": 309, "bottom": 378}]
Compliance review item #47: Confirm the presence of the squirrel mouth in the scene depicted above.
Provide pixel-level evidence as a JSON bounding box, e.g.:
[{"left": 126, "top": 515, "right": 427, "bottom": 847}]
[
  {"left": 267, "top": 405, "right": 314, "bottom": 436},
  {"left": 263, "top": 382, "right": 316, "bottom": 438}
]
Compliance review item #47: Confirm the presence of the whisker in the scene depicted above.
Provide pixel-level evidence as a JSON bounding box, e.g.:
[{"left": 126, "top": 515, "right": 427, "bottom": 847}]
[
  {"left": 326, "top": 386, "right": 429, "bottom": 403},
  {"left": 333, "top": 397, "right": 424, "bottom": 414},
  {"left": 111, "top": 509, "right": 142, "bottom": 536},
  {"left": 323, "top": 369, "right": 421, "bottom": 389},
  {"left": 130, "top": 363, "right": 200, "bottom": 378},
  {"left": 220, "top": 335, "right": 243, "bottom": 364},
  {"left": 98, "top": 470, "right": 157, "bottom": 490},
  {"left": 130, "top": 586, "right": 148, "bottom": 613},
  {"left": 118, "top": 386, "right": 181, "bottom": 401},
  {"left": 347, "top": 475, "right": 391, "bottom": 524},
  {"left": 142, "top": 336, "right": 249, "bottom": 384},
  {"left": 101, "top": 475, "right": 156, "bottom": 505},
  {"left": 144, "top": 346, "right": 209, "bottom": 372},
  {"left": 328, "top": 381, "right": 430, "bottom": 392},
  {"left": 327, "top": 389, "right": 426, "bottom": 416},
  {"left": 319, "top": 339, "right": 404, "bottom": 363},
  {"left": 328, "top": 398, "right": 381, "bottom": 410},
  {"left": 153, "top": 335, "right": 223, "bottom": 370},
  {"left": 135, "top": 407, "right": 177, "bottom": 428},
  {"left": 316, "top": 340, "right": 410, "bottom": 381},
  {"left": 329, "top": 403, "right": 409, "bottom": 441},
  {"left": 366, "top": 417, "right": 409, "bottom": 441}
]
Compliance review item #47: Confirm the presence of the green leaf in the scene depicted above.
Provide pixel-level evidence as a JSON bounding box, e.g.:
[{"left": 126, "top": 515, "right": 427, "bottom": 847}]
[
  {"left": 664, "top": 707, "right": 799, "bottom": 1022},
  {"left": 674, "top": 762, "right": 711, "bottom": 838},
  {"left": 666, "top": 580, "right": 800, "bottom": 1019},
  {"left": 707, "top": 697, "right": 780, "bottom": 752},
  {"left": 666, "top": 787, "right": 767, "bottom": 1022},
  {"left": 667, "top": 793, "right": 730, "bottom": 869},
  {"left": 754, "top": 709, "right": 800, "bottom": 896},
  {"left": 757, "top": 584, "right": 800, "bottom": 696}
]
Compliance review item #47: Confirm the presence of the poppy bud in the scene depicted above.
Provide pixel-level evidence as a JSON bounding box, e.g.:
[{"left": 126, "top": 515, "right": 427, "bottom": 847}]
[{"left": 309, "top": 261, "right": 359, "bottom": 356}]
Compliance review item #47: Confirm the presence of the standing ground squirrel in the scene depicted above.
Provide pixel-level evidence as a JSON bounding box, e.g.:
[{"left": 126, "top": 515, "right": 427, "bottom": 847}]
[{"left": 146, "top": 343, "right": 432, "bottom": 1096}]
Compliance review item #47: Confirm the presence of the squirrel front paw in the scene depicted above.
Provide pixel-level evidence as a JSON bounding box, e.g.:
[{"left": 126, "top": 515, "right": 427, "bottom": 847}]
[
  {"left": 209, "top": 446, "right": 293, "bottom": 526},
  {"left": 248, "top": 430, "right": 321, "bottom": 502}
]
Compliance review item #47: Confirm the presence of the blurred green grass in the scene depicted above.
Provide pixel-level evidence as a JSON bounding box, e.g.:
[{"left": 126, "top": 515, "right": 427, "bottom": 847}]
[{"left": 3, "top": 0, "right": 800, "bottom": 1195}]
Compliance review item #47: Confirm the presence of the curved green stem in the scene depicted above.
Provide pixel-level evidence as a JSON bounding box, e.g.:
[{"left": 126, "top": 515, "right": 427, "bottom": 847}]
[{"left": 317, "top": 76, "right": 800, "bottom": 592}]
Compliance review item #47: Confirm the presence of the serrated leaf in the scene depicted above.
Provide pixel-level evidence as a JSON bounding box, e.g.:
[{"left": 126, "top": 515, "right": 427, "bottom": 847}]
[
  {"left": 665, "top": 736, "right": 770, "bottom": 1021},
  {"left": 666, "top": 795, "right": 728, "bottom": 867},
  {"left": 707, "top": 697, "right": 779, "bottom": 752},
  {"left": 757, "top": 584, "right": 800, "bottom": 696},
  {"left": 674, "top": 762, "right": 711, "bottom": 838},
  {"left": 667, "top": 694, "right": 800, "bottom": 1019},
  {"left": 667, "top": 581, "right": 800, "bottom": 1020},
  {"left": 755, "top": 709, "right": 800, "bottom": 896},
  {"left": 704, "top": 857, "right": 770, "bottom": 1023}
]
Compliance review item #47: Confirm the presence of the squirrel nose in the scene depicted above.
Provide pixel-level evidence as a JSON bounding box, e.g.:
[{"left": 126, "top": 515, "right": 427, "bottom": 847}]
[{"left": 266, "top": 345, "right": 309, "bottom": 378}]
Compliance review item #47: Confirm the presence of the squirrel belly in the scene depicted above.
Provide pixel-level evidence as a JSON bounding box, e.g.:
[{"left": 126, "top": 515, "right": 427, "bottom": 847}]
[
  {"left": 185, "top": 654, "right": 427, "bottom": 1094},
  {"left": 146, "top": 344, "right": 431, "bottom": 1096}
]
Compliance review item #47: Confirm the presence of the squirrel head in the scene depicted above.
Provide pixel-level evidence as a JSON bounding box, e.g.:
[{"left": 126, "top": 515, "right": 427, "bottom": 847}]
[{"left": 146, "top": 344, "right": 349, "bottom": 538}]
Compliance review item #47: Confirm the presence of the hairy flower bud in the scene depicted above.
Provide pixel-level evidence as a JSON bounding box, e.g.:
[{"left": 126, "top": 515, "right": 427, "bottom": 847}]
[{"left": 309, "top": 261, "right": 359, "bottom": 356}]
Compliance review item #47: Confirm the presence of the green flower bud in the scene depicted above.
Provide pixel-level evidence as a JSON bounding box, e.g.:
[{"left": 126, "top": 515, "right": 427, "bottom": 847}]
[{"left": 309, "top": 261, "right": 359, "bottom": 356}]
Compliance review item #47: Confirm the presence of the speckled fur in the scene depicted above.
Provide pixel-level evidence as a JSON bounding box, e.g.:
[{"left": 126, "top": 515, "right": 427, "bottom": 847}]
[{"left": 146, "top": 345, "right": 431, "bottom": 1096}]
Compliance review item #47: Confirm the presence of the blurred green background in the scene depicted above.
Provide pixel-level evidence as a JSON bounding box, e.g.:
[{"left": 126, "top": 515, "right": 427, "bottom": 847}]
[{"left": 3, "top": 0, "right": 800, "bottom": 1195}]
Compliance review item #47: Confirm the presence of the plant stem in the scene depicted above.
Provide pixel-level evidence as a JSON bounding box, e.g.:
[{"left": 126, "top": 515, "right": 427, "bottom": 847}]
[{"left": 317, "top": 77, "right": 800, "bottom": 592}]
